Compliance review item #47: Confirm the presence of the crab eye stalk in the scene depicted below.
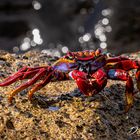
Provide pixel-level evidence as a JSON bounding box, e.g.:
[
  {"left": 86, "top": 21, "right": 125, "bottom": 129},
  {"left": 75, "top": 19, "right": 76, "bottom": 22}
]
[
  {"left": 106, "top": 53, "right": 115, "bottom": 57},
  {"left": 68, "top": 56, "right": 74, "bottom": 60},
  {"left": 64, "top": 52, "right": 75, "bottom": 60}
]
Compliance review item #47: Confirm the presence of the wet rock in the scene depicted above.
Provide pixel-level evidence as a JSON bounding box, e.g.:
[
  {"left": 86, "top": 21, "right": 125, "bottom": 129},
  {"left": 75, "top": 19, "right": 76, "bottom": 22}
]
[
  {"left": 76, "top": 125, "right": 83, "bottom": 132},
  {"left": 31, "top": 95, "right": 58, "bottom": 108},
  {"left": 0, "top": 60, "right": 10, "bottom": 67},
  {"left": 0, "top": 60, "right": 6, "bottom": 65},
  {"left": 0, "top": 50, "right": 139, "bottom": 139},
  {"left": 59, "top": 94, "right": 73, "bottom": 101},
  {"left": 39, "top": 131, "right": 49, "bottom": 138},
  {"left": 6, "top": 119, "right": 15, "bottom": 129},
  {"left": 16, "top": 61, "right": 24, "bottom": 67},
  {"left": 55, "top": 120, "right": 67, "bottom": 128},
  {"left": 22, "top": 55, "right": 29, "bottom": 59},
  {"left": 24, "top": 112, "right": 33, "bottom": 118},
  {"left": 0, "top": 71, "right": 7, "bottom": 77},
  {"left": 0, "top": 96, "right": 3, "bottom": 102}
]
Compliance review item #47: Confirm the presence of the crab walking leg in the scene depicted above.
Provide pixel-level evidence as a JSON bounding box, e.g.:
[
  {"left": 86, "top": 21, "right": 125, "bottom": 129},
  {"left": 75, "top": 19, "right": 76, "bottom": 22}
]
[
  {"left": 105, "top": 60, "right": 139, "bottom": 71},
  {"left": 106, "top": 59, "right": 140, "bottom": 90},
  {"left": 28, "top": 72, "right": 53, "bottom": 100},
  {"left": 135, "top": 61, "right": 140, "bottom": 90},
  {"left": 69, "top": 69, "right": 107, "bottom": 96},
  {"left": 28, "top": 70, "right": 70, "bottom": 99},
  {"left": 136, "top": 68, "right": 140, "bottom": 90},
  {"left": 7, "top": 68, "right": 48, "bottom": 103},
  {"left": 107, "top": 69, "right": 134, "bottom": 112},
  {"left": 0, "top": 69, "right": 43, "bottom": 86},
  {"left": 0, "top": 66, "right": 28, "bottom": 86},
  {"left": 0, "top": 73, "right": 23, "bottom": 86},
  {"left": 106, "top": 56, "right": 129, "bottom": 63},
  {"left": 0, "top": 66, "right": 48, "bottom": 86}
]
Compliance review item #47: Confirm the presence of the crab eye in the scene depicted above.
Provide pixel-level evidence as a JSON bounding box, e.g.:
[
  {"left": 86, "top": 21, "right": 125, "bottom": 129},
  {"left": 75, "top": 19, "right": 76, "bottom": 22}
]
[
  {"left": 68, "top": 56, "right": 74, "bottom": 60},
  {"left": 106, "top": 53, "right": 112, "bottom": 57}
]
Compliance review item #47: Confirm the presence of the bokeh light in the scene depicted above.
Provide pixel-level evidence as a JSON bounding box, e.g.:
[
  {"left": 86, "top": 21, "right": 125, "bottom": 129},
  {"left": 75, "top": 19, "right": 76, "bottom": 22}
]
[
  {"left": 83, "top": 33, "right": 91, "bottom": 42},
  {"left": 99, "top": 34, "right": 106, "bottom": 42},
  {"left": 13, "top": 46, "right": 19, "bottom": 53},
  {"left": 102, "top": 9, "right": 112, "bottom": 16},
  {"left": 100, "top": 42, "right": 107, "bottom": 49},
  {"left": 102, "top": 18, "right": 109, "bottom": 25},
  {"left": 32, "top": 0, "right": 42, "bottom": 10},
  {"left": 20, "top": 41, "right": 30, "bottom": 51},
  {"left": 32, "top": 28, "right": 43, "bottom": 45},
  {"left": 62, "top": 46, "right": 69, "bottom": 53}
]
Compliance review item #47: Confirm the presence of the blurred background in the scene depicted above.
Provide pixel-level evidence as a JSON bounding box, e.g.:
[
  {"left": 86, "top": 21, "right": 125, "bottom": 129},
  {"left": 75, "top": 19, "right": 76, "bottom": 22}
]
[{"left": 0, "top": 0, "right": 139, "bottom": 56}]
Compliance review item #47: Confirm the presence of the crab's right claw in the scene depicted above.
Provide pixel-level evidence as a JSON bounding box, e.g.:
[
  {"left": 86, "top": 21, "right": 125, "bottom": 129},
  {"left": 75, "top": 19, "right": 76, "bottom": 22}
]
[
  {"left": 69, "top": 69, "right": 107, "bottom": 96},
  {"left": 69, "top": 70, "right": 93, "bottom": 96}
]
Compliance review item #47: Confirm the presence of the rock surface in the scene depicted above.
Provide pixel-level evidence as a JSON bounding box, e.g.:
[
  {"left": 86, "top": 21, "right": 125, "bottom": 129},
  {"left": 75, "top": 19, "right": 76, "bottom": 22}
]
[{"left": 0, "top": 50, "right": 140, "bottom": 140}]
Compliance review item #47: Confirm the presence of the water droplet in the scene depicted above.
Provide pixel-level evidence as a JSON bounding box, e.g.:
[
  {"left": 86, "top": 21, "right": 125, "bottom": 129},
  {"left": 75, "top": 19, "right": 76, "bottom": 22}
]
[{"left": 48, "top": 106, "right": 60, "bottom": 111}]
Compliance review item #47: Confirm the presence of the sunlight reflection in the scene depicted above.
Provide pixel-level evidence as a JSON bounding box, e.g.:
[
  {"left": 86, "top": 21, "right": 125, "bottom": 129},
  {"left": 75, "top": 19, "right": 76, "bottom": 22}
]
[
  {"left": 78, "top": 37, "right": 84, "bottom": 44},
  {"left": 102, "top": 9, "right": 112, "bottom": 16},
  {"left": 100, "top": 42, "right": 107, "bottom": 49},
  {"left": 32, "top": 0, "right": 42, "bottom": 10},
  {"left": 102, "top": 18, "right": 109, "bottom": 25},
  {"left": 62, "top": 46, "right": 69, "bottom": 53},
  {"left": 93, "top": 8, "right": 112, "bottom": 51},
  {"left": 20, "top": 41, "right": 30, "bottom": 51},
  {"left": 13, "top": 46, "right": 19, "bottom": 53},
  {"left": 32, "top": 28, "right": 43, "bottom": 45},
  {"left": 83, "top": 33, "right": 91, "bottom": 42},
  {"left": 105, "top": 26, "right": 112, "bottom": 32},
  {"left": 99, "top": 34, "right": 106, "bottom": 42},
  {"left": 53, "top": 50, "right": 61, "bottom": 57}
]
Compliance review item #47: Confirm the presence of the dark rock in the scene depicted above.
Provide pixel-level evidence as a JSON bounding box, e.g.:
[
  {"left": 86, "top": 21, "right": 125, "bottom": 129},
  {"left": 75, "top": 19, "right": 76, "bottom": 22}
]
[{"left": 6, "top": 119, "right": 15, "bottom": 129}]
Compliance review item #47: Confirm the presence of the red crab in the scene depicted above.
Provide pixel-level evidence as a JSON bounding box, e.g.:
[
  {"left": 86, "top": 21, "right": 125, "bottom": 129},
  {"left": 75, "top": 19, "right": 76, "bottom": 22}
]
[{"left": 0, "top": 49, "right": 139, "bottom": 112}]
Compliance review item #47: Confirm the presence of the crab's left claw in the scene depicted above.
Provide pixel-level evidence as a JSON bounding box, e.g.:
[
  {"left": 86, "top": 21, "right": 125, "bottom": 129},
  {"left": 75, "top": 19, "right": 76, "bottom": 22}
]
[{"left": 69, "top": 69, "right": 107, "bottom": 96}]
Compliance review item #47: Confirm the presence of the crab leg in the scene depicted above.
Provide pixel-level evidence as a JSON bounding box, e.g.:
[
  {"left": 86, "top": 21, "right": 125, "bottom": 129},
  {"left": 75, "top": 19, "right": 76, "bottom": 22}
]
[
  {"left": 28, "top": 71, "right": 54, "bottom": 100},
  {"left": 107, "top": 69, "right": 134, "bottom": 112},
  {"left": 136, "top": 68, "right": 140, "bottom": 90},
  {"left": 0, "top": 66, "right": 28, "bottom": 86},
  {"left": 105, "top": 60, "right": 139, "bottom": 71},
  {"left": 0, "top": 66, "right": 48, "bottom": 86},
  {"left": 28, "top": 70, "right": 70, "bottom": 99},
  {"left": 8, "top": 68, "right": 48, "bottom": 103},
  {"left": 106, "top": 59, "right": 140, "bottom": 86},
  {"left": 107, "top": 56, "right": 129, "bottom": 63}
]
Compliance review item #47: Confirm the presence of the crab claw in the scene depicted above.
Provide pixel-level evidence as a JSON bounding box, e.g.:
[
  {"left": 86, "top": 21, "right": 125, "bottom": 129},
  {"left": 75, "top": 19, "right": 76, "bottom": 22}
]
[
  {"left": 69, "top": 69, "right": 107, "bottom": 96},
  {"left": 69, "top": 70, "right": 93, "bottom": 96}
]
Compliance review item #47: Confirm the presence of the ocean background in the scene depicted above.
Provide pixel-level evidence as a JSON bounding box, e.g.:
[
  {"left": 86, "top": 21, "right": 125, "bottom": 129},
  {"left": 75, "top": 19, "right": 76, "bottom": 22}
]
[{"left": 0, "top": 0, "right": 139, "bottom": 55}]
